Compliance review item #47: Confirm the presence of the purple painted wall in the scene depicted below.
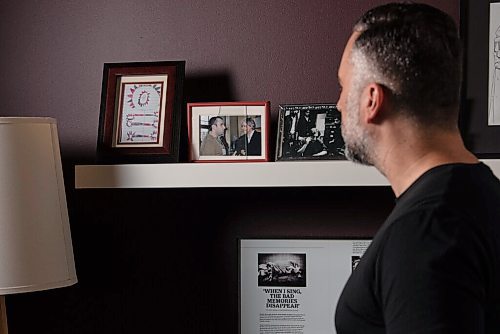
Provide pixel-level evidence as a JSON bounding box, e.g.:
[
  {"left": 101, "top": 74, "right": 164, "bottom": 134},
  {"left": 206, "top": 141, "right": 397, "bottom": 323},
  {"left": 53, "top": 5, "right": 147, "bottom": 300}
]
[
  {"left": 0, "top": 1, "right": 459, "bottom": 334},
  {"left": 0, "top": 0, "right": 457, "bottom": 159}
]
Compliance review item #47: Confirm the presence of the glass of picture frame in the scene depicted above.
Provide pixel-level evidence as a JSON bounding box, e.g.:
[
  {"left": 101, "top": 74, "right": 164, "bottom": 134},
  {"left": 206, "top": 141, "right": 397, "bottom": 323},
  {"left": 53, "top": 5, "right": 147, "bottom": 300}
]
[
  {"left": 275, "top": 103, "right": 346, "bottom": 161},
  {"left": 97, "top": 61, "right": 185, "bottom": 163},
  {"left": 187, "top": 101, "right": 270, "bottom": 162},
  {"left": 239, "top": 238, "right": 371, "bottom": 334}
]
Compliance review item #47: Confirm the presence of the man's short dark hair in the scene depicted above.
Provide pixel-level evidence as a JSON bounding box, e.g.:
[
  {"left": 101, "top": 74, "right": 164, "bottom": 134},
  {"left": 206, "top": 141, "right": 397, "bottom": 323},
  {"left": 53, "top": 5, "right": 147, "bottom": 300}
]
[
  {"left": 208, "top": 116, "right": 223, "bottom": 130},
  {"left": 353, "top": 3, "right": 462, "bottom": 127},
  {"left": 245, "top": 118, "right": 256, "bottom": 130}
]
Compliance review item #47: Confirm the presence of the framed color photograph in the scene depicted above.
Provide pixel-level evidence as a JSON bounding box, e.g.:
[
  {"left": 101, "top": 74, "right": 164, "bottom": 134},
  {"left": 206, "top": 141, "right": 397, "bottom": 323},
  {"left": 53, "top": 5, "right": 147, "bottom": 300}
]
[
  {"left": 187, "top": 101, "right": 270, "bottom": 162},
  {"left": 275, "top": 103, "right": 345, "bottom": 161},
  {"left": 239, "top": 238, "right": 371, "bottom": 334},
  {"left": 461, "top": 0, "right": 500, "bottom": 156},
  {"left": 97, "top": 61, "right": 185, "bottom": 163}
]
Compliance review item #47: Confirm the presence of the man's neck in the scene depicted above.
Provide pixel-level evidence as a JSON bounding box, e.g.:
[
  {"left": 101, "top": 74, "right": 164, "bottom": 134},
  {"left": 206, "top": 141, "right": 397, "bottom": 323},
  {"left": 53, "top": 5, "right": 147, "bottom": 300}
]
[{"left": 374, "top": 125, "right": 478, "bottom": 197}]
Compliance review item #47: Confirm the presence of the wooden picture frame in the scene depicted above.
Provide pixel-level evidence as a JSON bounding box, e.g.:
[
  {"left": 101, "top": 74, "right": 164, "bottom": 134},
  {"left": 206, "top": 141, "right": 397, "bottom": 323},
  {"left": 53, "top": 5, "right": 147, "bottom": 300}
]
[
  {"left": 187, "top": 101, "right": 270, "bottom": 162},
  {"left": 97, "top": 61, "right": 185, "bottom": 163}
]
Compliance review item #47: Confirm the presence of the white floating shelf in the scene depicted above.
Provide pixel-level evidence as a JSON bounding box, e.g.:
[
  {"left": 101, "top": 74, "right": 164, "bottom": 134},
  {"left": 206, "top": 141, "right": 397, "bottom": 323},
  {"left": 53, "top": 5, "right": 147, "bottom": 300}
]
[
  {"left": 75, "top": 160, "right": 386, "bottom": 188},
  {"left": 74, "top": 159, "right": 500, "bottom": 189}
]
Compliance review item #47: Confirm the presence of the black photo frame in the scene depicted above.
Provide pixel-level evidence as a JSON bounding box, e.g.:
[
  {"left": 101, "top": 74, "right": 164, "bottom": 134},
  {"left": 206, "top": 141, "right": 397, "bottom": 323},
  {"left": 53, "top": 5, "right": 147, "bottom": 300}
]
[
  {"left": 275, "top": 103, "right": 346, "bottom": 161},
  {"left": 460, "top": 0, "right": 500, "bottom": 157}
]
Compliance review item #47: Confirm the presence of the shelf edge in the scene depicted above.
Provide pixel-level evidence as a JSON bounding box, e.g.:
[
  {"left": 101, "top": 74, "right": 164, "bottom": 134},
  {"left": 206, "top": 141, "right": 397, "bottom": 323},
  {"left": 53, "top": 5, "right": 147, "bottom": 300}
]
[{"left": 74, "top": 159, "right": 500, "bottom": 189}]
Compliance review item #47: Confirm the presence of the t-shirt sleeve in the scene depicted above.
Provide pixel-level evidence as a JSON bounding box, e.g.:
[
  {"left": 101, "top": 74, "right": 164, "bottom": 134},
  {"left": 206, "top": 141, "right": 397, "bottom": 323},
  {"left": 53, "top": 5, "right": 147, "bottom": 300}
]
[{"left": 376, "top": 207, "right": 488, "bottom": 334}]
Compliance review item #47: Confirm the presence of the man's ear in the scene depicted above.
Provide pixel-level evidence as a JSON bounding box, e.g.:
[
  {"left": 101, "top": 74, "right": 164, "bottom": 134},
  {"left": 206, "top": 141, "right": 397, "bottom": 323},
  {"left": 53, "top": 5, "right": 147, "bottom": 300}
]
[{"left": 361, "top": 83, "right": 385, "bottom": 124}]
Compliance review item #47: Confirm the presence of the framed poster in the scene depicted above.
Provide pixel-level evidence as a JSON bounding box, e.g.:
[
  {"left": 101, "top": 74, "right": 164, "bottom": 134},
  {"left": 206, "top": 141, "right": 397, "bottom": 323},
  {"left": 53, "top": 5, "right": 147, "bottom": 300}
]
[
  {"left": 239, "top": 238, "right": 371, "bottom": 334},
  {"left": 489, "top": 2, "right": 500, "bottom": 125},
  {"left": 187, "top": 101, "right": 270, "bottom": 162},
  {"left": 275, "top": 104, "right": 345, "bottom": 161},
  {"left": 461, "top": 0, "right": 500, "bottom": 156},
  {"left": 97, "top": 61, "right": 185, "bottom": 163}
]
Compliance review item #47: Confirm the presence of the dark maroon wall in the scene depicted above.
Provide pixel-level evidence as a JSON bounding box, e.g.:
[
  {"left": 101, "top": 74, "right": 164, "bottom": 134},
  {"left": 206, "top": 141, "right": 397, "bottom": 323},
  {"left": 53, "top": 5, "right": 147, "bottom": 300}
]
[
  {"left": 0, "top": 0, "right": 457, "bottom": 158},
  {"left": 0, "top": 1, "right": 459, "bottom": 334}
]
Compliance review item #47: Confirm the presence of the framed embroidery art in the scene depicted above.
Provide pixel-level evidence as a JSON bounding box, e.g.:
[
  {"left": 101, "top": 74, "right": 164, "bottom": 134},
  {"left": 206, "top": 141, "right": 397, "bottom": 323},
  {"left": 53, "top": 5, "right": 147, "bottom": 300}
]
[
  {"left": 97, "top": 61, "right": 185, "bottom": 163},
  {"left": 187, "top": 101, "right": 270, "bottom": 162}
]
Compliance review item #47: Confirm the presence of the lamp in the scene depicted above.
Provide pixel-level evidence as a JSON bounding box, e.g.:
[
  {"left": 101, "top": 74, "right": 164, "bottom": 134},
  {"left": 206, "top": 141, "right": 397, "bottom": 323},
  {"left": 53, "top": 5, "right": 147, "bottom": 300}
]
[{"left": 0, "top": 117, "right": 77, "bottom": 334}]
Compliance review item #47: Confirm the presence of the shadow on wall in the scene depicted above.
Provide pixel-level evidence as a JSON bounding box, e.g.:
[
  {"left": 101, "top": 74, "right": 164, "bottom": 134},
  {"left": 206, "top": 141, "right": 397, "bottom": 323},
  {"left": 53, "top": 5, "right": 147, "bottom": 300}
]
[
  {"left": 184, "top": 72, "right": 235, "bottom": 103},
  {"left": 180, "top": 72, "right": 236, "bottom": 162}
]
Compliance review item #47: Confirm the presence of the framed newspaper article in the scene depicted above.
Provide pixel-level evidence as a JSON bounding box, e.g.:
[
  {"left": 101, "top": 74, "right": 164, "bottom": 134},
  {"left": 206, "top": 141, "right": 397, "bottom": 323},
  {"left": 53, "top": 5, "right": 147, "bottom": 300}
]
[
  {"left": 188, "top": 101, "right": 270, "bottom": 162},
  {"left": 275, "top": 103, "right": 346, "bottom": 161},
  {"left": 239, "top": 238, "right": 371, "bottom": 334}
]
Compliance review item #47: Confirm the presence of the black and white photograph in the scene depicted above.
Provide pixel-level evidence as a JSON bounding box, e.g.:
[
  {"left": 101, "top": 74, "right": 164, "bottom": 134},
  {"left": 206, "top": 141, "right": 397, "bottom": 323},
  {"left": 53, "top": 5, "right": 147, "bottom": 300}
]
[
  {"left": 351, "top": 256, "right": 361, "bottom": 272},
  {"left": 275, "top": 103, "right": 345, "bottom": 161},
  {"left": 257, "top": 253, "right": 306, "bottom": 287}
]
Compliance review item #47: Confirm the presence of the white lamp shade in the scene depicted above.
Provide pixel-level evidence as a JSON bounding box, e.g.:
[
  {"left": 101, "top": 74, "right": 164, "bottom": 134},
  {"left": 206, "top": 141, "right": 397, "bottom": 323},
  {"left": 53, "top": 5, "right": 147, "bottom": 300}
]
[{"left": 0, "top": 117, "right": 77, "bottom": 294}]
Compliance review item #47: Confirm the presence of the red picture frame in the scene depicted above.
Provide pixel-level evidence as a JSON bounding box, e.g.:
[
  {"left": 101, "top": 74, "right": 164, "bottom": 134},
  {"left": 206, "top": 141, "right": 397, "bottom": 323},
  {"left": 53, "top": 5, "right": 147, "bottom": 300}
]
[{"left": 187, "top": 101, "right": 270, "bottom": 162}]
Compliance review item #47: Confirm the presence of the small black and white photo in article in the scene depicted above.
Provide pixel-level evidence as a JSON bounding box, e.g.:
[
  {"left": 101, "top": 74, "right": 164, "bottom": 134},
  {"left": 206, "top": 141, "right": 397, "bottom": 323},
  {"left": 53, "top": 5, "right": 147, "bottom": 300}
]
[
  {"left": 257, "top": 253, "right": 306, "bottom": 287},
  {"left": 351, "top": 256, "right": 361, "bottom": 272}
]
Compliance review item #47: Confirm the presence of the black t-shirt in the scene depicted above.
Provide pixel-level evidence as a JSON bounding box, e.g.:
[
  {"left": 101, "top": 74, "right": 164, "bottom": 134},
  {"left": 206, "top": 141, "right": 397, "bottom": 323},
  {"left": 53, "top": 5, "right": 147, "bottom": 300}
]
[{"left": 335, "top": 163, "right": 500, "bottom": 333}]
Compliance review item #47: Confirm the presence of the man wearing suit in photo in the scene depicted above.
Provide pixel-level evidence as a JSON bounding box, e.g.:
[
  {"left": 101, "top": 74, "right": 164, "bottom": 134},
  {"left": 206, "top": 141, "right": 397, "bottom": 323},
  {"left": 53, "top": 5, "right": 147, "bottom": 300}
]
[{"left": 234, "top": 117, "right": 261, "bottom": 156}]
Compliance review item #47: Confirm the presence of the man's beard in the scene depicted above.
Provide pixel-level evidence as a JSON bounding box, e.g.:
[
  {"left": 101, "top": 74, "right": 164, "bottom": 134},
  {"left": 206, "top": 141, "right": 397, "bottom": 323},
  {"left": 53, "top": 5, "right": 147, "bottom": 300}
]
[{"left": 341, "top": 90, "right": 375, "bottom": 166}]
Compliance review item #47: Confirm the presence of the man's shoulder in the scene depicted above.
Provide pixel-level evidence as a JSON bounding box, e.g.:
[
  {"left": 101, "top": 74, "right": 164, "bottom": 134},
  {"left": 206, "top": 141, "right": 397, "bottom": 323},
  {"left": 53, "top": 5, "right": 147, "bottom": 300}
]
[
  {"left": 202, "top": 134, "right": 215, "bottom": 142},
  {"left": 200, "top": 134, "right": 218, "bottom": 152},
  {"left": 250, "top": 131, "right": 261, "bottom": 142},
  {"left": 400, "top": 163, "right": 500, "bottom": 209},
  {"left": 377, "top": 163, "right": 500, "bottom": 264}
]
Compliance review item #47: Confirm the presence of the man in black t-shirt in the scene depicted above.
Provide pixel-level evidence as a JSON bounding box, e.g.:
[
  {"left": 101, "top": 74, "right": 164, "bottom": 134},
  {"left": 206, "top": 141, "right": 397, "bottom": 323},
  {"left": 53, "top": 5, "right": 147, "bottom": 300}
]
[{"left": 334, "top": 3, "right": 500, "bottom": 333}]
